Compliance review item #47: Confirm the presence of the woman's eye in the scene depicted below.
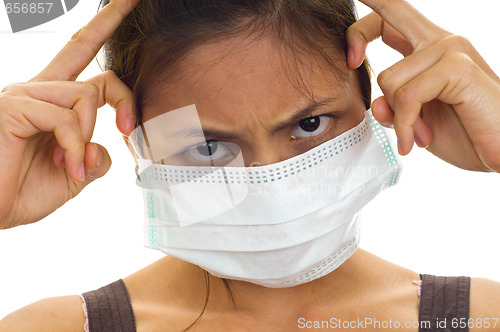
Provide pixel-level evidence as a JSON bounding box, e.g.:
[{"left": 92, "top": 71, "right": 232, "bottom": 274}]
[
  {"left": 186, "top": 140, "right": 235, "bottom": 165},
  {"left": 291, "top": 115, "right": 331, "bottom": 138},
  {"left": 195, "top": 141, "right": 219, "bottom": 157}
]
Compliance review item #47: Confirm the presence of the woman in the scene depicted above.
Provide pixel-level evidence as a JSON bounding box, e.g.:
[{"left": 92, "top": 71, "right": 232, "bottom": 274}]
[{"left": 1, "top": 0, "right": 500, "bottom": 331}]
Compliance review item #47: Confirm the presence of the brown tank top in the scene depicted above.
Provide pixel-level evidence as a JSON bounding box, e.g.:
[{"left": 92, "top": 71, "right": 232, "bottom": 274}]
[
  {"left": 418, "top": 274, "right": 471, "bottom": 332},
  {"left": 82, "top": 279, "right": 136, "bottom": 332},
  {"left": 82, "top": 274, "right": 471, "bottom": 332}
]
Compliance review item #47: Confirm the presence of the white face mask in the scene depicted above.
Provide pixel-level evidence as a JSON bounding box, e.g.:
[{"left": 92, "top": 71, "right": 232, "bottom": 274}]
[{"left": 130, "top": 107, "right": 402, "bottom": 288}]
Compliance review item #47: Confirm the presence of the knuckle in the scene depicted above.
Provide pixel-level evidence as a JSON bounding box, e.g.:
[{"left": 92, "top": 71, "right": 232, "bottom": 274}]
[
  {"left": 0, "top": 96, "right": 7, "bottom": 114},
  {"left": 68, "top": 26, "right": 99, "bottom": 55},
  {"left": 103, "top": 70, "right": 123, "bottom": 88},
  {"left": 377, "top": 68, "right": 397, "bottom": 91},
  {"left": 59, "top": 108, "right": 79, "bottom": 127},
  {"left": 460, "top": 55, "right": 477, "bottom": 76},
  {"left": 70, "top": 26, "right": 84, "bottom": 42},
  {"left": 1, "top": 83, "right": 19, "bottom": 94},
  {"left": 80, "top": 82, "right": 99, "bottom": 100},
  {"left": 101, "top": 70, "right": 115, "bottom": 86},
  {"left": 372, "top": 0, "right": 391, "bottom": 13},
  {"left": 443, "top": 35, "right": 473, "bottom": 53},
  {"left": 346, "top": 24, "right": 363, "bottom": 43},
  {"left": 0, "top": 97, "right": 7, "bottom": 123},
  {"left": 0, "top": 91, "right": 8, "bottom": 105},
  {"left": 1, "top": 84, "right": 12, "bottom": 94},
  {"left": 104, "top": 70, "right": 117, "bottom": 79},
  {"left": 0, "top": 90, "right": 17, "bottom": 113},
  {"left": 443, "top": 52, "right": 476, "bottom": 78},
  {"left": 395, "top": 85, "right": 414, "bottom": 105}
]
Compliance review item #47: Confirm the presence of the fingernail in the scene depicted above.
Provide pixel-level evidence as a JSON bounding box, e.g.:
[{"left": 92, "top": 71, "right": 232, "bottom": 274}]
[
  {"left": 347, "top": 48, "right": 354, "bottom": 66},
  {"left": 95, "top": 146, "right": 103, "bottom": 169},
  {"left": 381, "top": 122, "right": 394, "bottom": 129},
  {"left": 414, "top": 136, "right": 429, "bottom": 148},
  {"left": 414, "top": 136, "right": 423, "bottom": 148},
  {"left": 54, "top": 146, "right": 65, "bottom": 166},
  {"left": 397, "top": 139, "right": 404, "bottom": 155},
  {"left": 78, "top": 163, "right": 85, "bottom": 182},
  {"left": 127, "top": 114, "right": 136, "bottom": 134}
]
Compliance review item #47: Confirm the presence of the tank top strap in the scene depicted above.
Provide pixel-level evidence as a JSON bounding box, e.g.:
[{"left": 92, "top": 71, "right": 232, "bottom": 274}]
[
  {"left": 418, "top": 274, "right": 471, "bottom": 332},
  {"left": 82, "top": 279, "right": 137, "bottom": 332}
]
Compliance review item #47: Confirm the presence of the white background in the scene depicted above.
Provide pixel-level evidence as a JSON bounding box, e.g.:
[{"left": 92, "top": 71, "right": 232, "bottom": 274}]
[{"left": 1, "top": 0, "right": 500, "bottom": 319}]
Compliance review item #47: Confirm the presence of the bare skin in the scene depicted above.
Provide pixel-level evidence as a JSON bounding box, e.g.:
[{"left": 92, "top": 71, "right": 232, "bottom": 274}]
[
  {"left": 2, "top": 250, "right": 500, "bottom": 331},
  {"left": 1, "top": 0, "right": 500, "bottom": 331},
  {"left": 124, "top": 250, "right": 421, "bottom": 331},
  {"left": 0, "top": 250, "right": 420, "bottom": 331}
]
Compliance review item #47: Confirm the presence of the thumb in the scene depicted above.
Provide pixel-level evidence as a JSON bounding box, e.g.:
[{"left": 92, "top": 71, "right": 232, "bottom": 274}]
[
  {"left": 78, "top": 143, "right": 112, "bottom": 188},
  {"left": 346, "top": 27, "right": 367, "bottom": 70},
  {"left": 346, "top": 12, "right": 381, "bottom": 70}
]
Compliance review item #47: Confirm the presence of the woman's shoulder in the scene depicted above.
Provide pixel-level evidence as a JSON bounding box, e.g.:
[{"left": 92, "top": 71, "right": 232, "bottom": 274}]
[
  {"left": 0, "top": 295, "right": 85, "bottom": 332},
  {"left": 470, "top": 277, "right": 500, "bottom": 331},
  {"left": 122, "top": 256, "right": 208, "bottom": 331},
  {"left": 0, "top": 257, "right": 181, "bottom": 332},
  {"left": 416, "top": 275, "right": 500, "bottom": 332}
]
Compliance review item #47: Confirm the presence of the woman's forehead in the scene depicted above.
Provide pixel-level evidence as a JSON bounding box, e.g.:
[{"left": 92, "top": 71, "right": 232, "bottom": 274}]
[{"left": 141, "top": 35, "right": 354, "bottom": 121}]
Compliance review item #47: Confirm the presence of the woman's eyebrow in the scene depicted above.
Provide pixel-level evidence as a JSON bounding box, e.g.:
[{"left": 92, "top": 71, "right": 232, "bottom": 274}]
[
  {"left": 270, "top": 97, "right": 339, "bottom": 133},
  {"left": 175, "top": 97, "right": 339, "bottom": 140},
  {"left": 176, "top": 125, "right": 239, "bottom": 141}
]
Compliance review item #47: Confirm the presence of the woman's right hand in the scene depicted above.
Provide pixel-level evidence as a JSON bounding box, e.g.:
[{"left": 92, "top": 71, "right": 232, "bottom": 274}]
[{"left": 0, "top": 0, "right": 140, "bottom": 229}]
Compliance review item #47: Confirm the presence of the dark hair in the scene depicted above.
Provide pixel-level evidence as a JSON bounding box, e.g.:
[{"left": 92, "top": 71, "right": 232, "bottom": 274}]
[
  {"left": 99, "top": 0, "right": 371, "bottom": 124},
  {"left": 98, "top": 0, "right": 370, "bottom": 329}
]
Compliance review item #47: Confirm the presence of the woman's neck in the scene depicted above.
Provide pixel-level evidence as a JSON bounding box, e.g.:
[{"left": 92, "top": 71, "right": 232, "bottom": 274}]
[
  {"left": 124, "top": 249, "right": 420, "bottom": 330},
  {"left": 197, "top": 249, "right": 396, "bottom": 317}
]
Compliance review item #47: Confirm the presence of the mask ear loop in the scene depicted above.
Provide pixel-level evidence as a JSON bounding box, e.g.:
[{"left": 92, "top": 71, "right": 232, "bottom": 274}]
[
  {"left": 129, "top": 121, "right": 154, "bottom": 182},
  {"left": 123, "top": 134, "right": 142, "bottom": 181},
  {"left": 140, "top": 123, "right": 155, "bottom": 161},
  {"left": 135, "top": 165, "right": 141, "bottom": 182}
]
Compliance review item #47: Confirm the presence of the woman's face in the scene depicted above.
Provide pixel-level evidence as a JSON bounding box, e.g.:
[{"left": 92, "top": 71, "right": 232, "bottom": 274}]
[{"left": 139, "top": 35, "right": 367, "bottom": 167}]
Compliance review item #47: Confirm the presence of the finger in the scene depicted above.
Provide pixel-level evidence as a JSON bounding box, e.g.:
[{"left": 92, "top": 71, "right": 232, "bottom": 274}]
[
  {"left": 440, "top": 35, "right": 499, "bottom": 81},
  {"left": 73, "top": 143, "right": 112, "bottom": 193},
  {"left": 391, "top": 59, "right": 468, "bottom": 155},
  {"left": 347, "top": 12, "right": 411, "bottom": 69},
  {"left": 53, "top": 142, "right": 105, "bottom": 173},
  {"left": 371, "top": 96, "right": 394, "bottom": 128},
  {"left": 358, "top": 0, "right": 449, "bottom": 51},
  {"left": 371, "top": 97, "right": 410, "bottom": 154},
  {"left": 413, "top": 115, "right": 432, "bottom": 148},
  {"left": 33, "top": 0, "right": 141, "bottom": 82},
  {"left": 347, "top": 12, "right": 382, "bottom": 69},
  {"left": 377, "top": 41, "right": 446, "bottom": 110},
  {"left": 0, "top": 131, "right": 27, "bottom": 221},
  {"left": 53, "top": 145, "right": 66, "bottom": 168},
  {"left": 83, "top": 143, "right": 106, "bottom": 176},
  {"left": 4, "top": 81, "right": 99, "bottom": 142},
  {"left": 6, "top": 98, "right": 85, "bottom": 182},
  {"left": 86, "top": 71, "right": 136, "bottom": 136},
  {"left": 377, "top": 35, "right": 498, "bottom": 107},
  {"left": 372, "top": 96, "right": 432, "bottom": 150}
]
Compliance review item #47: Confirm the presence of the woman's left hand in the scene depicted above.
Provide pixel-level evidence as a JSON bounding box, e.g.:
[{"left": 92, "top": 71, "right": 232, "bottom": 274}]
[{"left": 347, "top": 0, "right": 500, "bottom": 173}]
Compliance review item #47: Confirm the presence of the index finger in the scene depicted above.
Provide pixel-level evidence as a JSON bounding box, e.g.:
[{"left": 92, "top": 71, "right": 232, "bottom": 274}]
[
  {"left": 359, "top": 0, "right": 447, "bottom": 50},
  {"left": 33, "top": 0, "right": 140, "bottom": 82}
]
